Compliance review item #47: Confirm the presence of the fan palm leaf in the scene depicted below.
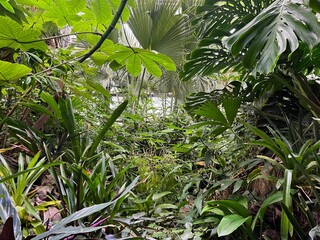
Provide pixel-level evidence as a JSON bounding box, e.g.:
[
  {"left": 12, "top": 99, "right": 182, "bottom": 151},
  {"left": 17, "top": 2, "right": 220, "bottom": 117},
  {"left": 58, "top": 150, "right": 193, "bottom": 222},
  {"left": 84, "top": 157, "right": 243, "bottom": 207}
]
[
  {"left": 125, "top": 0, "right": 201, "bottom": 102},
  {"left": 128, "top": 0, "right": 193, "bottom": 63}
]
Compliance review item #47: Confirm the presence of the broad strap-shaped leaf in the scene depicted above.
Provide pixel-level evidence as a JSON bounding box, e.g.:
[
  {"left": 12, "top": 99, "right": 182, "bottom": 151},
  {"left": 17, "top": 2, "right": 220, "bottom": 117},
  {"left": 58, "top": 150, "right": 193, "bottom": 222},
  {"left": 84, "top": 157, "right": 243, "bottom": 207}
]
[
  {"left": 0, "top": 16, "right": 47, "bottom": 51},
  {"left": 32, "top": 176, "right": 139, "bottom": 240},
  {"left": 218, "top": 214, "right": 251, "bottom": 237},
  {"left": 206, "top": 199, "right": 250, "bottom": 217},
  {"left": 223, "top": 0, "right": 320, "bottom": 74},
  {"left": 251, "top": 191, "right": 283, "bottom": 229},
  {"left": 0, "top": 60, "right": 31, "bottom": 81}
]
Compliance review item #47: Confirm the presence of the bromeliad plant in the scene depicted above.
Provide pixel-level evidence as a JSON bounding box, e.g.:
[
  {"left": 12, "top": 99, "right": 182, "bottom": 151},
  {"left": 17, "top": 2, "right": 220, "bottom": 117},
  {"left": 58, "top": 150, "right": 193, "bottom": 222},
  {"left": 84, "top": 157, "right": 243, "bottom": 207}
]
[{"left": 0, "top": 152, "right": 61, "bottom": 236}]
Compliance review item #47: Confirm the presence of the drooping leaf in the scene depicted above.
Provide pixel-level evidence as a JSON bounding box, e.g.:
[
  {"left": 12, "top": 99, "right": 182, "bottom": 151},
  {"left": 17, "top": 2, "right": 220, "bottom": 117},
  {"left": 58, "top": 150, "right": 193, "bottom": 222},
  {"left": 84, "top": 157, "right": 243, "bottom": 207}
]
[
  {"left": 32, "top": 176, "right": 139, "bottom": 240},
  {"left": 88, "top": 100, "right": 128, "bottom": 156},
  {"left": 206, "top": 199, "right": 249, "bottom": 217},
  {"left": 251, "top": 191, "right": 283, "bottom": 229},
  {"left": 107, "top": 47, "right": 176, "bottom": 77},
  {"left": 126, "top": 53, "right": 142, "bottom": 77},
  {"left": 0, "top": 60, "right": 31, "bottom": 81},
  {"left": 217, "top": 214, "right": 251, "bottom": 237}
]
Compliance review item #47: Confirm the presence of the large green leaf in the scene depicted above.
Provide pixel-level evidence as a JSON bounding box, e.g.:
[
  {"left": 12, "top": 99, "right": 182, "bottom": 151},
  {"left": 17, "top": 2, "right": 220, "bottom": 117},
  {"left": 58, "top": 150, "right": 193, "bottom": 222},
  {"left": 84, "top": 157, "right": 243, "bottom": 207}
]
[
  {"left": 218, "top": 214, "right": 251, "bottom": 237},
  {"left": 35, "top": 0, "right": 81, "bottom": 26},
  {"left": 206, "top": 199, "right": 250, "bottom": 217},
  {"left": 223, "top": 0, "right": 320, "bottom": 74},
  {"left": 91, "top": 0, "right": 112, "bottom": 24},
  {"left": 66, "top": 0, "right": 87, "bottom": 14},
  {"left": 0, "top": 16, "right": 47, "bottom": 51},
  {"left": 251, "top": 191, "right": 283, "bottom": 229},
  {"left": 128, "top": 0, "right": 192, "bottom": 63},
  {"left": 0, "top": 60, "right": 31, "bottom": 81},
  {"left": 107, "top": 47, "right": 176, "bottom": 77},
  {"left": 181, "top": 0, "right": 274, "bottom": 80}
]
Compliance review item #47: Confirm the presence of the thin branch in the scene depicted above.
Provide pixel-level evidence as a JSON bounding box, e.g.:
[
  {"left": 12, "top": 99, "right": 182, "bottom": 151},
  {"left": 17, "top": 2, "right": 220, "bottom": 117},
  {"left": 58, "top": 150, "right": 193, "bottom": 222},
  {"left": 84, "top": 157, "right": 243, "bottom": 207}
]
[
  {"left": 79, "top": 0, "right": 128, "bottom": 63},
  {"left": 17, "top": 32, "right": 103, "bottom": 44},
  {"left": 31, "top": 56, "right": 82, "bottom": 76}
]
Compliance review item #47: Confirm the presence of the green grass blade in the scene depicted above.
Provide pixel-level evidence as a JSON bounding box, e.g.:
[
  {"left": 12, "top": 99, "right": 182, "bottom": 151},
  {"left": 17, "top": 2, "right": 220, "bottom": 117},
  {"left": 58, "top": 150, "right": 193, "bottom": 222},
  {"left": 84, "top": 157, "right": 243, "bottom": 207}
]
[{"left": 88, "top": 100, "right": 128, "bottom": 157}]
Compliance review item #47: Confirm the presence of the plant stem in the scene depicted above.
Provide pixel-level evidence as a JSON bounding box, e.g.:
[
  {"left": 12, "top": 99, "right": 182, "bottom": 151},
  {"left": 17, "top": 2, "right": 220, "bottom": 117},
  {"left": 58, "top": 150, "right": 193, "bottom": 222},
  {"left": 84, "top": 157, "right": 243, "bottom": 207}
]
[
  {"left": 17, "top": 32, "right": 103, "bottom": 44},
  {"left": 79, "top": 0, "right": 128, "bottom": 63},
  {"left": 137, "top": 68, "right": 146, "bottom": 103}
]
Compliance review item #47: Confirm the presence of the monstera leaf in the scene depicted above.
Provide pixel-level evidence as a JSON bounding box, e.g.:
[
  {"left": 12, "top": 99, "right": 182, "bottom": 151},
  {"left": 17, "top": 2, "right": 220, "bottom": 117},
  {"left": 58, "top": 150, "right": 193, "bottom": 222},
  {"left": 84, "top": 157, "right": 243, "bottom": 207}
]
[
  {"left": 180, "top": 0, "right": 273, "bottom": 81},
  {"left": 222, "top": 0, "right": 320, "bottom": 74}
]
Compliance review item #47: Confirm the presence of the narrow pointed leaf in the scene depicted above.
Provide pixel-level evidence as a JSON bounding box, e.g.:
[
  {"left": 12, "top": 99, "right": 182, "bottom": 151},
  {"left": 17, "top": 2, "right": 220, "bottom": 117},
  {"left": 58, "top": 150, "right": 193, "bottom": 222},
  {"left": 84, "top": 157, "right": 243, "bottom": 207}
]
[
  {"left": 218, "top": 214, "right": 250, "bottom": 237},
  {"left": 89, "top": 100, "right": 128, "bottom": 156}
]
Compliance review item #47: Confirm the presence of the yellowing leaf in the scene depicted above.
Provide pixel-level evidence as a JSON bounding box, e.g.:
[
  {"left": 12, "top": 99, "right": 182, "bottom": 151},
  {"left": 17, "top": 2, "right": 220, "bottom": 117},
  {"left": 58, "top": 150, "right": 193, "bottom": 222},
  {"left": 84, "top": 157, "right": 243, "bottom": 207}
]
[{"left": 0, "top": 147, "right": 13, "bottom": 153}]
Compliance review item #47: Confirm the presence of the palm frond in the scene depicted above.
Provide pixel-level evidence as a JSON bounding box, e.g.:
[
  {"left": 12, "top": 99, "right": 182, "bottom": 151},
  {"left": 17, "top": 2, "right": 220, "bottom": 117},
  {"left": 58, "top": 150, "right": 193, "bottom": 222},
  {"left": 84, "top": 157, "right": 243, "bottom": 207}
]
[{"left": 128, "top": 0, "right": 194, "bottom": 63}]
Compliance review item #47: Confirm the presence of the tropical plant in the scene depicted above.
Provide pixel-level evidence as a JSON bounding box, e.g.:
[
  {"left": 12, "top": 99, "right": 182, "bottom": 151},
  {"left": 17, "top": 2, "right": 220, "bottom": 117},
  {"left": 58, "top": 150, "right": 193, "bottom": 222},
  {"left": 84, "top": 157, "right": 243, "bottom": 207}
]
[
  {"left": 181, "top": 0, "right": 320, "bottom": 239},
  {"left": 0, "top": 152, "right": 61, "bottom": 236},
  {"left": 124, "top": 0, "right": 206, "bottom": 104}
]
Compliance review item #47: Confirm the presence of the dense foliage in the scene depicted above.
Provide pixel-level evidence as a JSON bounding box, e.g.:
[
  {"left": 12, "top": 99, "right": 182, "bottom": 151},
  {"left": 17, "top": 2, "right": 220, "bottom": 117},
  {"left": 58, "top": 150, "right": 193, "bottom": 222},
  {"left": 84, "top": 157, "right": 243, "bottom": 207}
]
[{"left": 1, "top": 0, "right": 320, "bottom": 239}]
